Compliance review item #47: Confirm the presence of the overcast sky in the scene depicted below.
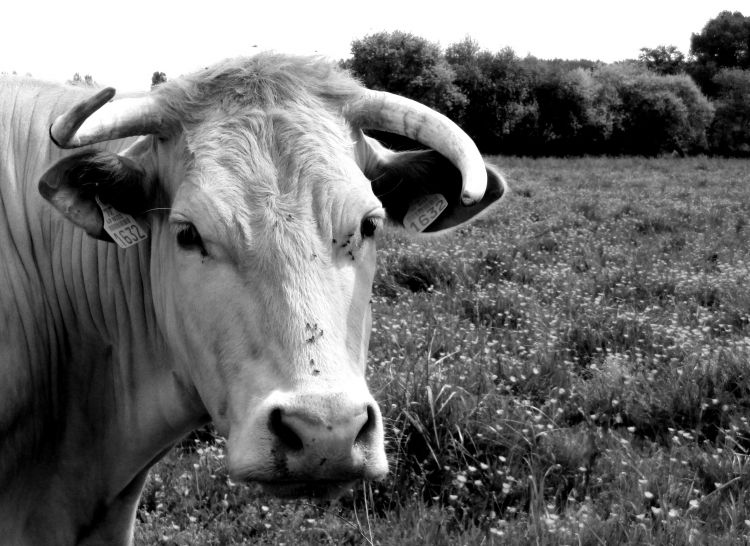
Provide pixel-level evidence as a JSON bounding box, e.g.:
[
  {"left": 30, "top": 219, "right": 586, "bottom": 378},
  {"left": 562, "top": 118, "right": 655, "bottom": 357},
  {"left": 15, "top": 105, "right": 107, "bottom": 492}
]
[{"left": 2, "top": 1, "right": 745, "bottom": 91}]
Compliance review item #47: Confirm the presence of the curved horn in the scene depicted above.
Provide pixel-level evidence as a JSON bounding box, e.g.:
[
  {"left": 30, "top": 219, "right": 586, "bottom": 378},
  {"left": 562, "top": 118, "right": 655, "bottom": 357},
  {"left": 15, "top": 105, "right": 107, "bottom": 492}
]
[
  {"left": 50, "top": 87, "right": 164, "bottom": 148},
  {"left": 343, "top": 89, "right": 486, "bottom": 206}
]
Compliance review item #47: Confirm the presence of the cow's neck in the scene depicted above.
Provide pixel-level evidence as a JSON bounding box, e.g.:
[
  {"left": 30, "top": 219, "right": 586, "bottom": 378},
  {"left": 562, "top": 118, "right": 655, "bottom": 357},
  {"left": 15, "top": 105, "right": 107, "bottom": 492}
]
[
  {"left": 0, "top": 80, "right": 207, "bottom": 545},
  {"left": 19, "top": 231, "right": 207, "bottom": 545}
]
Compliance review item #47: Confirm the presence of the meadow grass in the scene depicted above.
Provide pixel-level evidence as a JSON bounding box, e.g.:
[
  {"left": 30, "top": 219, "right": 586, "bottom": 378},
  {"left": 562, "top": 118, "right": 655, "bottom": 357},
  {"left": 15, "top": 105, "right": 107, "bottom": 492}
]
[{"left": 134, "top": 156, "right": 750, "bottom": 545}]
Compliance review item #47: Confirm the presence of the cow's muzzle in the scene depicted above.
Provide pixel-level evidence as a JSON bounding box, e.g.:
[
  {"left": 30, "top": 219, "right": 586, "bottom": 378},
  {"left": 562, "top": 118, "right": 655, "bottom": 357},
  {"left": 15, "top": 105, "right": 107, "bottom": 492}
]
[{"left": 227, "top": 390, "right": 388, "bottom": 497}]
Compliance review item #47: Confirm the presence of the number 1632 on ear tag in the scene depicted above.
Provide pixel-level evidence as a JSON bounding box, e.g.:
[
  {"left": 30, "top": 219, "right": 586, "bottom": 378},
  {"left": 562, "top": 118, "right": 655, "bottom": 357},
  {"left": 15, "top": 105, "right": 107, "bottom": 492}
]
[
  {"left": 95, "top": 196, "right": 150, "bottom": 249},
  {"left": 403, "top": 193, "right": 448, "bottom": 233}
]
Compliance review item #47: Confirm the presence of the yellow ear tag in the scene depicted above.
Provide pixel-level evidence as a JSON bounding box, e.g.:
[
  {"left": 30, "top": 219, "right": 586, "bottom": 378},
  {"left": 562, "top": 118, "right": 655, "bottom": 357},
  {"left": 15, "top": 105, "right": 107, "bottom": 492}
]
[
  {"left": 95, "top": 196, "right": 149, "bottom": 249},
  {"left": 403, "top": 194, "right": 448, "bottom": 233}
]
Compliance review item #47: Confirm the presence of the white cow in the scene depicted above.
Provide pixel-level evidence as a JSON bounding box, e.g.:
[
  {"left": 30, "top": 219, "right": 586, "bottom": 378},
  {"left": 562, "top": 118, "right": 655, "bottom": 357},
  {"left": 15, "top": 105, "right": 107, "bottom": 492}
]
[{"left": 0, "top": 53, "right": 505, "bottom": 545}]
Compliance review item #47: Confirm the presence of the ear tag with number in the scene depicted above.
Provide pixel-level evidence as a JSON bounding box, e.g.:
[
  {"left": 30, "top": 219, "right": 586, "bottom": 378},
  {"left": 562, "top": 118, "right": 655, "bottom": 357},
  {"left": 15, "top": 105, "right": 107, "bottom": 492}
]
[
  {"left": 403, "top": 193, "right": 448, "bottom": 233},
  {"left": 95, "top": 196, "right": 149, "bottom": 249}
]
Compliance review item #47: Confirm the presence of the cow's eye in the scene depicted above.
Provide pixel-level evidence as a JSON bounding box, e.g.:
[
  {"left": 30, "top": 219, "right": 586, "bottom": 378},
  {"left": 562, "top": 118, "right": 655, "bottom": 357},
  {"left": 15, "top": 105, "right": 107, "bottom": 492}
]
[
  {"left": 175, "top": 223, "right": 207, "bottom": 256},
  {"left": 360, "top": 216, "right": 381, "bottom": 239}
]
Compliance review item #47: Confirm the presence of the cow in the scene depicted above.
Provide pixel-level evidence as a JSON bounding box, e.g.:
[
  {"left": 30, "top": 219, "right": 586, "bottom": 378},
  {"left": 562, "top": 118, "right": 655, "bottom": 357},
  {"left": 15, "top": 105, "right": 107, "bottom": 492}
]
[{"left": 0, "top": 53, "right": 506, "bottom": 545}]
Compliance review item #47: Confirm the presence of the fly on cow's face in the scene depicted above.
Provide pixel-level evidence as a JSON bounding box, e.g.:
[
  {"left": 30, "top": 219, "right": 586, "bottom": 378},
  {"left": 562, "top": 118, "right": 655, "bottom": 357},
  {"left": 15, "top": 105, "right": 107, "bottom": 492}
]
[{"left": 305, "top": 322, "right": 324, "bottom": 344}]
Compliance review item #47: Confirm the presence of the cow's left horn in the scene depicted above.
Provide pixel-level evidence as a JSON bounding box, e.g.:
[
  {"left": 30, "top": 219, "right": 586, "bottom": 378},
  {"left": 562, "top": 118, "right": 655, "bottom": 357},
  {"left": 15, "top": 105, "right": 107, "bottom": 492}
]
[
  {"left": 50, "top": 88, "right": 164, "bottom": 148},
  {"left": 343, "top": 90, "right": 486, "bottom": 206}
]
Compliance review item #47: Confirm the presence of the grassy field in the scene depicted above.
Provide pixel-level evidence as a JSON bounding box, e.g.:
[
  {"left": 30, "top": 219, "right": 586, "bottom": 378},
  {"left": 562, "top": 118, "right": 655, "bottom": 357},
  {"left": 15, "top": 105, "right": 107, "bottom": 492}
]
[{"left": 134, "top": 156, "right": 750, "bottom": 545}]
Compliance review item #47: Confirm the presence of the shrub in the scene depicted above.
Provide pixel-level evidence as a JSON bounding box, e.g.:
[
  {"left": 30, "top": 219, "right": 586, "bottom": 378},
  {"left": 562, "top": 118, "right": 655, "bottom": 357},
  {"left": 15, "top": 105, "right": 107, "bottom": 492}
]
[{"left": 593, "top": 66, "right": 713, "bottom": 155}]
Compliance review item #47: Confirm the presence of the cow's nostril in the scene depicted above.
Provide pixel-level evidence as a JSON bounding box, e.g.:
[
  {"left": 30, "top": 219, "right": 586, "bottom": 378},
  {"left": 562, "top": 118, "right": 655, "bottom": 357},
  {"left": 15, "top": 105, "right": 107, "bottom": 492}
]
[
  {"left": 355, "top": 404, "right": 377, "bottom": 446},
  {"left": 269, "top": 408, "right": 304, "bottom": 451}
]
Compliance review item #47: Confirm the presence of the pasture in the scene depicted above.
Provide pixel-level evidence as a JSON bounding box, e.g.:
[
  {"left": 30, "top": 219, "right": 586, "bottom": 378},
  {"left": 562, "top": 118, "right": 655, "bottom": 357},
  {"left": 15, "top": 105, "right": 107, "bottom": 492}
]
[{"left": 134, "top": 156, "right": 750, "bottom": 545}]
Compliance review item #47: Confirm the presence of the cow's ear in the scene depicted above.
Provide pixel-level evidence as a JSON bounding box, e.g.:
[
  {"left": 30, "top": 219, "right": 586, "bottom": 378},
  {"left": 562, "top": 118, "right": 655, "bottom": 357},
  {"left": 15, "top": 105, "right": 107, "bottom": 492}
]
[
  {"left": 359, "top": 136, "right": 506, "bottom": 235},
  {"left": 38, "top": 148, "right": 153, "bottom": 242}
]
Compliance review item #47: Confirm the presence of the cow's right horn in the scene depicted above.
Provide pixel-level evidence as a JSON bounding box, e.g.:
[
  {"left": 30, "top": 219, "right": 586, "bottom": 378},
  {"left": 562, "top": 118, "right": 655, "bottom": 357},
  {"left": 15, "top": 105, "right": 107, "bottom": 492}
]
[
  {"left": 343, "top": 89, "right": 487, "bottom": 206},
  {"left": 50, "top": 88, "right": 164, "bottom": 148}
]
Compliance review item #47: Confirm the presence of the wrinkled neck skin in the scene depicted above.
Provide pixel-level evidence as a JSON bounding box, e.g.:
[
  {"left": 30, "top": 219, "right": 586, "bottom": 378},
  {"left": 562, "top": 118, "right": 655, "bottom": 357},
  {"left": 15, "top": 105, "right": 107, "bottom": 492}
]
[{"left": 0, "top": 81, "right": 207, "bottom": 545}]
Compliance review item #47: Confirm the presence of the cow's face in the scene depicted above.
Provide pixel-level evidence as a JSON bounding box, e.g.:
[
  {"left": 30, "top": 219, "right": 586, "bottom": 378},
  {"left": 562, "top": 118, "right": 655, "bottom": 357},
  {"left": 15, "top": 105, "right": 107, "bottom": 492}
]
[
  {"left": 39, "top": 105, "right": 392, "bottom": 497},
  {"left": 38, "top": 55, "right": 506, "bottom": 498},
  {"left": 152, "top": 109, "right": 389, "bottom": 495}
]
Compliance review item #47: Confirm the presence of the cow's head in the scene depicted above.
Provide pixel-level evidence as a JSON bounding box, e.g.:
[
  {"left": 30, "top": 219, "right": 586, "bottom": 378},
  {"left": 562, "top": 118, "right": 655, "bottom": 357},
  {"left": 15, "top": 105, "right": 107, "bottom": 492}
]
[{"left": 38, "top": 54, "right": 505, "bottom": 498}]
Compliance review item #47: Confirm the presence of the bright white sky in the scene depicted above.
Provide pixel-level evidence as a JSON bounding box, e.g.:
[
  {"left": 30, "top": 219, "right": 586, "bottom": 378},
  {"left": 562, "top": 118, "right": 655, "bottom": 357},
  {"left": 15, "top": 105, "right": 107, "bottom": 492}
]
[{"left": 2, "top": 1, "right": 746, "bottom": 91}]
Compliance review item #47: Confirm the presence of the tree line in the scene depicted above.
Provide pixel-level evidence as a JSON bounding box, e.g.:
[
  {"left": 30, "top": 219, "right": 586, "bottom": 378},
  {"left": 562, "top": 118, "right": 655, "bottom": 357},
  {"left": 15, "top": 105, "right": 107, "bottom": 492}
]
[
  {"left": 344, "top": 11, "right": 750, "bottom": 157},
  {"left": 51, "top": 11, "right": 749, "bottom": 157}
]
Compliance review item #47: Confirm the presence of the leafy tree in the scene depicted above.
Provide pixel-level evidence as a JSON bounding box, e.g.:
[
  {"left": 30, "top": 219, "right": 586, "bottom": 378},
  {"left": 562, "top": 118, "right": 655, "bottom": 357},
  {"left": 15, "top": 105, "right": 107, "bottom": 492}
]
[
  {"left": 690, "top": 11, "right": 750, "bottom": 95},
  {"left": 444, "top": 37, "right": 487, "bottom": 139},
  {"left": 348, "top": 31, "right": 465, "bottom": 116},
  {"left": 444, "top": 36, "right": 484, "bottom": 104},
  {"left": 709, "top": 69, "right": 750, "bottom": 155},
  {"left": 531, "top": 67, "right": 616, "bottom": 155},
  {"left": 445, "top": 41, "right": 537, "bottom": 153},
  {"left": 638, "top": 45, "right": 686, "bottom": 75},
  {"left": 151, "top": 71, "right": 167, "bottom": 88}
]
